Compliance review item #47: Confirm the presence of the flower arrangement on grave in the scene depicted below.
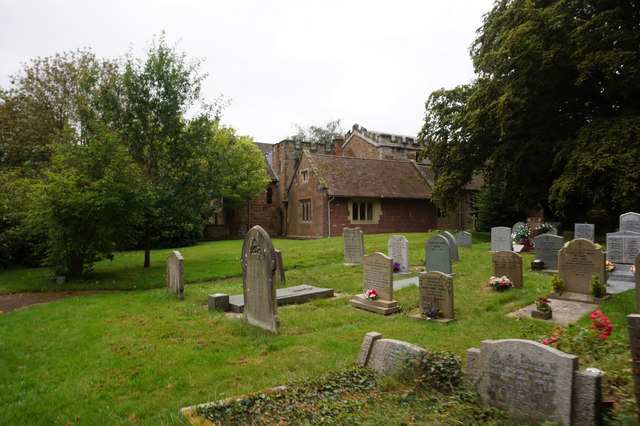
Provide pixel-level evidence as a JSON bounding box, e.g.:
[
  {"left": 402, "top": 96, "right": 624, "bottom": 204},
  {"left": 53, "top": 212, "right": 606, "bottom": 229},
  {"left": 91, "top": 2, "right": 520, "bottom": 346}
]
[
  {"left": 421, "top": 299, "right": 441, "bottom": 319},
  {"left": 605, "top": 261, "right": 615, "bottom": 272},
  {"left": 590, "top": 275, "right": 606, "bottom": 298},
  {"left": 511, "top": 223, "right": 532, "bottom": 243},
  {"left": 535, "top": 297, "right": 552, "bottom": 312},
  {"left": 363, "top": 289, "right": 378, "bottom": 300},
  {"left": 393, "top": 261, "right": 404, "bottom": 273},
  {"left": 489, "top": 275, "right": 514, "bottom": 291},
  {"left": 550, "top": 273, "right": 565, "bottom": 292},
  {"left": 631, "top": 265, "right": 636, "bottom": 273}
]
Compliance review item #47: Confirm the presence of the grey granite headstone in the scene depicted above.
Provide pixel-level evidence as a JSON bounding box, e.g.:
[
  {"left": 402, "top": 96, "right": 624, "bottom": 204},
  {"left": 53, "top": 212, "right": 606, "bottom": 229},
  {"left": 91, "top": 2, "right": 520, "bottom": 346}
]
[
  {"left": 357, "top": 332, "right": 426, "bottom": 374},
  {"left": 606, "top": 230, "right": 640, "bottom": 264},
  {"left": 343, "top": 227, "right": 364, "bottom": 265},
  {"left": 441, "top": 231, "right": 458, "bottom": 263},
  {"left": 574, "top": 223, "right": 595, "bottom": 242},
  {"left": 166, "top": 251, "right": 184, "bottom": 299},
  {"left": 491, "top": 226, "right": 512, "bottom": 251},
  {"left": 620, "top": 212, "right": 640, "bottom": 233},
  {"left": 492, "top": 251, "right": 523, "bottom": 289},
  {"left": 534, "top": 234, "right": 564, "bottom": 270},
  {"left": 425, "top": 234, "right": 452, "bottom": 275},
  {"left": 240, "top": 225, "right": 279, "bottom": 333},
  {"left": 627, "top": 314, "right": 640, "bottom": 416},
  {"left": 387, "top": 235, "right": 410, "bottom": 275},
  {"left": 416, "top": 271, "right": 454, "bottom": 321},
  {"left": 456, "top": 231, "right": 472, "bottom": 248},
  {"left": 558, "top": 239, "right": 605, "bottom": 295},
  {"left": 349, "top": 252, "right": 399, "bottom": 315}
]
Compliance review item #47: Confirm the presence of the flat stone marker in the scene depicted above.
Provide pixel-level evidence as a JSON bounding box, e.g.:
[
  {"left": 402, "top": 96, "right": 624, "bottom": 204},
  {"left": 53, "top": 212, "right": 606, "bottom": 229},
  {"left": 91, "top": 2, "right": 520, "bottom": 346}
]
[
  {"left": 606, "top": 230, "right": 640, "bottom": 264},
  {"left": 491, "top": 226, "right": 512, "bottom": 252},
  {"left": 166, "top": 251, "right": 184, "bottom": 299},
  {"left": 387, "top": 235, "right": 410, "bottom": 275},
  {"left": 558, "top": 238, "right": 605, "bottom": 296},
  {"left": 441, "top": 231, "right": 458, "bottom": 263},
  {"left": 620, "top": 212, "right": 640, "bottom": 234},
  {"left": 574, "top": 223, "right": 595, "bottom": 242},
  {"left": 349, "top": 252, "right": 399, "bottom": 315},
  {"left": 628, "top": 314, "right": 640, "bottom": 416},
  {"left": 221, "top": 284, "right": 334, "bottom": 313},
  {"left": 425, "top": 234, "right": 452, "bottom": 275},
  {"left": 534, "top": 234, "right": 564, "bottom": 270},
  {"left": 456, "top": 231, "right": 472, "bottom": 248},
  {"left": 357, "top": 332, "right": 426, "bottom": 374},
  {"left": 240, "top": 225, "right": 279, "bottom": 333},
  {"left": 411, "top": 271, "right": 455, "bottom": 322},
  {"left": 492, "top": 251, "right": 523, "bottom": 289},
  {"left": 466, "top": 339, "right": 602, "bottom": 425},
  {"left": 343, "top": 227, "right": 364, "bottom": 265}
]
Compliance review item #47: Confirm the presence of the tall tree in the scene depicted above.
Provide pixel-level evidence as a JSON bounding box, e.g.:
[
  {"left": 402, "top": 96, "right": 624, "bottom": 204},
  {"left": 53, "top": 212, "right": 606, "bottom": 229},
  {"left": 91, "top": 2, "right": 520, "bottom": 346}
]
[{"left": 289, "top": 119, "right": 344, "bottom": 144}]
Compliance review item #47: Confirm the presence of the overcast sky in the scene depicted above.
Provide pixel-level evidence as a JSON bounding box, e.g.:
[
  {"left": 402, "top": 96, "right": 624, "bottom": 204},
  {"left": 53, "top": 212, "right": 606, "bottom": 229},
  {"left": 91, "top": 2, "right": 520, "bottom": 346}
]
[{"left": 1, "top": 0, "right": 495, "bottom": 143}]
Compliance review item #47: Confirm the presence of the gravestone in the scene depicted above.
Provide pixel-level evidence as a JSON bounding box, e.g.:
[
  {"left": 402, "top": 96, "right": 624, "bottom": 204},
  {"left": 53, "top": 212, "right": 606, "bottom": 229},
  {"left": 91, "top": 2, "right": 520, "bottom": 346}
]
[
  {"left": 240, "top": 225, "right": 279, "bottom": 333},
  {"left": 534, "top": 234, "right": 564, "bottom": 270},
  {"left": 492, "top": 251, "right": 523, "bottom": 289},
  {"left": 357, "top": 332, "right": 426, "bottom": 374},
  {"left": 512, "top": 221, "right": 525, "bottom": 235},
  {"left": 636, "top": 253, "right": 640, "bottom": 313},
  {"left": 558, "top": 239, "right": 605, "bottom": 296},
  {"left": 620, "top": 212, "right": 640, "bottom": 234},
  {"left": 441, "top": 231, "right": 459, "bottom": 263},
  {"left": 166, "top": 251, "right": 184, "bottom": 299},
  {"left": 387, "top": 235, "right": 410, "bottom": 275},
  {"left": 574, "top": 223, "right": 595, "bottom": 242},
  {"left": 466, "top": 339, "right": 602, "bottom": 425},
  {"left": 425, "top": 234, "right": 452, "bottom": 275},
  {"left": 219, "top": 284, "right": 334, "bottom": 313},
  {"left": 349, "top": 252, "right": 399, "bottom": 315},
  {"left": 627, "top": 314, "right": 640, "bottom": 416},
  {"left": 491, "top": 226, "right": 512, "bottom": 252},
  {"left": 606, "top": 231, "right": 640, "bottom": 264},
  {"left": 456, "top": 231, "right": 472, "bottom": 248},
  {"left": 411, "top": 271, "right": 455, "bottom": 322},
  {"left": 343, "top": 227, "right": 364, "bottom": 265},
  {"left": 274, "top": 249, "right": 285, "bottom": 286}
]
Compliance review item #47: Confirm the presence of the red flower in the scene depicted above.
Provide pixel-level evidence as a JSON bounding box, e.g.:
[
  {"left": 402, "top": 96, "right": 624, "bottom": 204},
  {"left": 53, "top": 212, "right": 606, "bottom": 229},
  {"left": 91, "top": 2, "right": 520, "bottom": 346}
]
[{"left": 542, "top": 339, "right": 549, "bottom": 345}]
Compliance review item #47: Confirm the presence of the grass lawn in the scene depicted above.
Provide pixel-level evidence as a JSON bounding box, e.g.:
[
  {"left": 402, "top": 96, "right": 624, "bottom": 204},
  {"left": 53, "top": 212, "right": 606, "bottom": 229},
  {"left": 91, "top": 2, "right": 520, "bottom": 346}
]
[{"left": 0, "top": 232, "right": 636, "bottom": 424}]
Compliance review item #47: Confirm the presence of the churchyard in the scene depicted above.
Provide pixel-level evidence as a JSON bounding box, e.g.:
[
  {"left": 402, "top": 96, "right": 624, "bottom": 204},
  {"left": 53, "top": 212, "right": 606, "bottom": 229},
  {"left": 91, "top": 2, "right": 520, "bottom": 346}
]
[{"left": 0, "top": 231, "right": 636, "bottom": 424}]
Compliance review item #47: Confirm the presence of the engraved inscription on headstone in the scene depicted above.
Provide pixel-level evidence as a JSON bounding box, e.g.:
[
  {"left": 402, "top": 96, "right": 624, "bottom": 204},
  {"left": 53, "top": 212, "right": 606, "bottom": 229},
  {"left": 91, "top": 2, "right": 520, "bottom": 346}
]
[
  {"left": 492, "top": 251, "right": 523, "bottom": 289},
  {"left": 418, "top": 271, "right": 454, "bottom": 320},
  {"left": 362, "top": 252, "right": 394, "bottom": 301},
  {"left": 357, "top": 333, "right": 426, "bottom": 374},
  {"left": 388, "top": 235, "right": 410, "bottom": 275},
  {"left": 606, "top": 231, "right": 640, "bottom": 264},
  {"left": 558, "top": 239, "right": 605, "bottom": 295},
  {"left": 620, "top": 212, "right": 640, "bottom": 234},
  {"left": 166, "top": 251, "right": 184, "bottom": 299},
  {"left": 425, "top": 234, "right": 452, "bottom": 275},
  {"left": 574, "top": 223, "right": 595, "bottom": 242},
  {"left": 441, "top": 231, "right": 458, "bottom": 263},
  {"left": 534, "top": 234, "right": 564, "bottom": 270},
  {"left": 343, "top": 227, "right": 364, "bottom": 265},
  {"left": 491, "top": 226, "right": 512, "bottom": 252},
  {"left": 456, "top": 231, "right": 472, "bottom": 248}
]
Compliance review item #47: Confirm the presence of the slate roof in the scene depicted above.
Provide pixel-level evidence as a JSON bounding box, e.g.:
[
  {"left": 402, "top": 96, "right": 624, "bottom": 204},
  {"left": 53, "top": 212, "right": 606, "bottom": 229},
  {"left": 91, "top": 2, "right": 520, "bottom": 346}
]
[{"left": 306, "top": 152, "right": 432, "bottom": 199}]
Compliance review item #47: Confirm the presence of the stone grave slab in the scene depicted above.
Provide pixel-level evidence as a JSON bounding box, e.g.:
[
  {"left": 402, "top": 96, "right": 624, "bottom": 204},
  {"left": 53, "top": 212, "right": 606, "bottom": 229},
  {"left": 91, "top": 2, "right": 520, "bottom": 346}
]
[
  {"left": 606, "top": 230, "right": 640, "bottom": 264},
  {"left": 557, "top": 239, "right": 605, "bottom": 298},
  {"left": 219, "top": 285, "right": 334, "bottom": 313},
  {"left": 343, "top": 227, "right": 364, "bottom": 265},
  {"left": 628, "top": 314, "right": 640, "bottom": 415},
  {"left": 166, "top": 251, "right": 184, "bottom": 299},
  {"left": 466, "top": 339, "right": 603, "bottom": 425},
  {"left": 456, "top": 231, "right": 472, "bottom": 248},
  {"left": 492, "top": 251, "right": 523, "bottom": 289},
  {"left": 441, "top": 231, "right": 458, "bottom": 263},
  {"left": 534, "top": 234, "right": 564, "bottom": 271},
  {"left": 410, "top": 271, "right": 455, "bottom": 322},
  {"left": 620, "top": 212, "right": 640, "bottom": 234},
  {"left": 240, "top": 225, "right": 279, "bottom": 333},
  {"left": 491, "top": 226, "right": 512, "bottom": 252},
  {"left": 425, "top": 234, "right": 452, "bottom": 275},
  {"left": 387, "top": 235, "right": 410, "bottom": 275},
  {"left": 357, "top": 332, "right": 426, "bottom": 374},
  {"left": 574, "top": 223, "right": 595, "bottom": 242},
  {"left": 349, "top": 252, "right": 399, "bottom": 315}
]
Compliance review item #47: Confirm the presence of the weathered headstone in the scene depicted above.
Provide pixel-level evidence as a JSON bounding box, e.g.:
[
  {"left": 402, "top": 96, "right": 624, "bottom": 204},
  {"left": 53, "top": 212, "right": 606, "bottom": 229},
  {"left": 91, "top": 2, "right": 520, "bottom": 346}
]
[
  {"left": 574, "top": 223, "right": 595, "bottom": 242},
  {"left": 412, "top": 271, "right": 455, "bottom": 322},
  {"left": 627, "top": 314, "right": 640, "bottom": 416},
  {"left": 387, "top": 235, "right": 410, "bottom": 275},
  {"left": 357, "top": 332, "right": 426, "bottom": 374},
  {"left": 534, "top": 234, "right": 564, "bottom": 270},
  {"left": 620, "top": 212, "right": 640, "bottom": 234},
  {"left": 349, "top": 252, "right": 399, "bottom": 315},
  {"left": 492, "top": 251, "right": 523, "bottom": 289},
  {"left": 491, "top": 226, "right": 512, "bottom": 252},
  {"left": 606, "top": 230, "right": 640, "bottom": 264},
  {"left": 240, "top": 225, "right": 279, "bottom": 333},
  {"left": 466, "top": 339, "right": 602, "bottom": 425},
  {"left": 456, "top": 231, "right": 472, "bottom": 248},
  {"left": 166, "top": 251, "right": 184, "bottom": 299},
  {"left": 558, "top": 239, "right": 605, "bottom": 295},
  {"left": 274, "top": 248, "right": 285, "bottom": 286},
  {"left": 441, "top": 231, "right": 459, "bottom": 263},
  {"left": 343, "top": 227, "right": 364, "bottom": 265},
  {"left": 425, "top": 234, "right": 452, "bottom": 275},
  {"left": 636, "top": 253, "right": 640, "bottom": 313}
]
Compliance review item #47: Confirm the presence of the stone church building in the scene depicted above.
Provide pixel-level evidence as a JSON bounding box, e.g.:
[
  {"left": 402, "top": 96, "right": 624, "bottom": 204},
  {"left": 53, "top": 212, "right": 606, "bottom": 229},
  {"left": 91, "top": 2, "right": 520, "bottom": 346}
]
[{"left": 228, "top": 123, "right": 479, "bottom": 238}]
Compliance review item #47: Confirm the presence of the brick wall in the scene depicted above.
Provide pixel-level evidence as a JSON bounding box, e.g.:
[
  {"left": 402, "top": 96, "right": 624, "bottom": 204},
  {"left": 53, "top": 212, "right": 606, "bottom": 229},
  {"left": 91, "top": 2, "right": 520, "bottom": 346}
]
[
  {"left": 286, "top": 154, "right": 328, "bottom": 238},
  {"left": 343, "top": 135, "right": 381, "bottom": 159}
]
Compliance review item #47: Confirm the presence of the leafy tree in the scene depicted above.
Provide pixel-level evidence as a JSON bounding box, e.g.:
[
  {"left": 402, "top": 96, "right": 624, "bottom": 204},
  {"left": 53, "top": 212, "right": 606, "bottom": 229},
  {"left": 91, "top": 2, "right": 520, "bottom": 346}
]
[
  {"left": 419, "top": 0, "right": 640, "bottom": 226},
  {"left": 289, "top": 119, "right": 344, "bottom": 144}
]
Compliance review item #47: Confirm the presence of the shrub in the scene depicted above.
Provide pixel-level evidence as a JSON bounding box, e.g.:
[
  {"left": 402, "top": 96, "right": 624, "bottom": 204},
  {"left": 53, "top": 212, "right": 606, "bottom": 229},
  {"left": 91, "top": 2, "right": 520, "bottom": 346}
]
[
  {"left": 400, "top": 350, "right": 462, "bottom": 393},
  {"left": 590, "top": 275, "right": 606, "bottom": 298},
  {"left": 551, "top": 274, "right": 565, "bottom": 292}
]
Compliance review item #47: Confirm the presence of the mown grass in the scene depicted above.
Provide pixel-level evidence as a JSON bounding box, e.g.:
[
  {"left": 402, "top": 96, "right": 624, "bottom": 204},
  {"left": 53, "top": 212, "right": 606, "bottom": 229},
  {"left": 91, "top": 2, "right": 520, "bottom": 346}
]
[{"left": 0, "top": 232, "right": 636, "bottom": 424}]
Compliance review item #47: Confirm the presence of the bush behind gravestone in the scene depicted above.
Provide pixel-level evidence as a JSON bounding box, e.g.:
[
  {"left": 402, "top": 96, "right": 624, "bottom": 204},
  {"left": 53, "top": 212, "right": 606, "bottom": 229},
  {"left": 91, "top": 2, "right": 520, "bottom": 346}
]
[{"left": 399, "top": 350, "right": 462, "bottom": 393}]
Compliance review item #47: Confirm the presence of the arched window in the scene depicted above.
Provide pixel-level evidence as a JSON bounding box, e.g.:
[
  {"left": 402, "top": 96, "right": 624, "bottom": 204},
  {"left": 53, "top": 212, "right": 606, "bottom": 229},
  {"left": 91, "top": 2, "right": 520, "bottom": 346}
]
[
  {"left": 349, "top": 199, "right": 380, "bottom": 223},
  {"left": 359, "top": 203, "right": 365, "bottom": 220},
  {"left": 266, "top": 188, "right": 273, "bottom": 204},
  {"left": 352, "top": 202, "right": 358, "bottom": 220}
]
